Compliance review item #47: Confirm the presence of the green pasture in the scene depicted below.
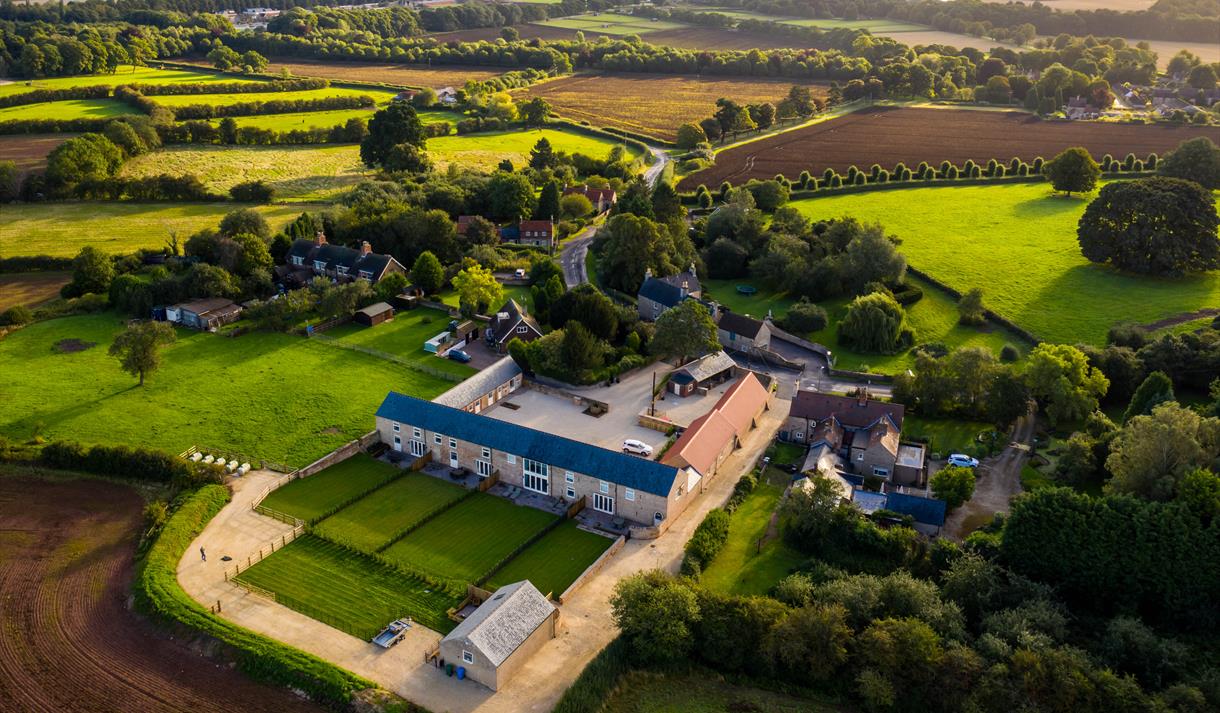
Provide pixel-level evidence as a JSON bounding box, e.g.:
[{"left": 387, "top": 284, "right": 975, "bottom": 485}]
[
  {"left": 428, "top": 126, "right": 642, "bottom": 172},
  {"left": 539, "top": 13, "right": 686, "bottom": 35},
  {"left": 0, "top": 98, "right": 135, "bottom": 122},
  {"left": 312, "top": 473, "right": 469, "bottom": 552},
  {"left": 0, "top": 314, "right": 457, "bottom": 466},
  {"left": 700, "top": 481, "right": 804, "bottom": 596},
  {"left": 326, "top": 308, "right": 477, "bottom": 379},
  {"left": 0, "top": 202, "right": 309, "bottom": 258},
  {"left": 902, "top": 415, "right": 993, "bottom": 456},
  {"left": 119, "top": 145, "right": 370, "bottom": 202},
  {"left": 234, "top": 534, "right": 459, "bottom": 636},
  {"left": 0, "top": 65, "right": 260, "bottom": 98},
  {"left": 204, "top": 107, "right": 457, "bottom": 132},
  {"left": 486, "top": 519, "right": 615, "bottom": 597},
  {"left": 259, "top": 454, "right": 400, "bottom": 523},
  {"left": 151, "top": 85, "right": 399, "bottom": 108},
  {"left": 381, "top": 493, "right": 558, "bottom": 583},
  {"left": 603, "top": 671, "right": 831, "bottom": 713}
]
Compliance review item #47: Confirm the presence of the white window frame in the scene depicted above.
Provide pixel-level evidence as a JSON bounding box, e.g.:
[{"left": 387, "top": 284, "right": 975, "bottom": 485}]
[
  {"left": 565, "top": 471, "right": 574, "bottom": 484},
  {"left": 793, "top": 430, "right": 803, "bottom": 442},
  {"left": 412, "top": 427, "right": 421, "bottom": 439},
  {"left": 393, "top": 435, "right": 401, "bottom": 450},
  {"left": 449, "top": 437, "right": 457, "bottom": 449},
  {"left": 392, "top": 422, "right": 400, "bottom": 433},
  {"left": 522, "top": 458, "right": 550, "bottom": 494},
  {"left": 856, "top": 453, "right": 865, "bottom": 462},
  {"left": 565, "top": 486, "right": 576, "bottom": 499},
  {"left": 409, "top": 440, "right": 426, "bottom": 457},
  {"left": 462, "top": 650, "right": 474, "bottom": 665},
  {"left": 434, "top": 433, "right": 442, "bottom": 445},
  {"left": 517, "top": 325, "right": 529, "bottom": 334},
  {"left": 599, "top": 480, "right": 609, "bottom": 494},
  {"left": 593, "top": 493, "right": 614, "bottom": 514},
  {"left": 625, "top": 488, "right": 635, "bottom": 501},
  {"left": 477, "top": 459, "right": 493, "bottom": 477},
  {"left": 291, "top": 255, "right": 304, "bottom": 266},
  {"left": 482, "top": 447, "right": 491, "bottom": 459},
  {"left": 359, "top": 270, "right": 373, "bottom": 281},
  {"left": 506, "top": 453, "right": 516, "bottom": 464},
  {"left": 872, "top": 467, "right": 890, "bottom": 477},
  {"left": 313, "top": 260, "right": 327, "bottom": 271}
]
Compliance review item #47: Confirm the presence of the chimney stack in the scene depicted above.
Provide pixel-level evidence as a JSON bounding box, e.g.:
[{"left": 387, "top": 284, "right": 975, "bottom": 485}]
[
  {"left": 361, "top": 240, "right": 372, "bottom": 256},
  {"left": 315, "top": 230, "right": 327, "bottom": 246}
]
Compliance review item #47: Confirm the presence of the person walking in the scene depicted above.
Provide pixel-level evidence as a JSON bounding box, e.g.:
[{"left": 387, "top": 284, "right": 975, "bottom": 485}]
[{"left": 200, "top": 546, "right": 206, "bottom": 562}]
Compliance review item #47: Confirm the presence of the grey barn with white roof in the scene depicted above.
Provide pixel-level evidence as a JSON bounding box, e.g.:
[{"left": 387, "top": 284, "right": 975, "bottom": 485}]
[
  {"left": 433, "top": 356, "right": 523, "bottom": 414},
  {"left": 439, "top": 580, "right": 558, "bottom": 691}
]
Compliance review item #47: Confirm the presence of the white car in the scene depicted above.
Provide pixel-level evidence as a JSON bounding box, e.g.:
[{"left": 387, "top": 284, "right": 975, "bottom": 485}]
[
  {"left": 622, "top": 439, "right": 654, "bottom": 457},
  {"left": 947, "top": 453, "right": 980, "bottom": 469},
  {"left": 514, "top": 268, "right": 527, "bottom": 279}
]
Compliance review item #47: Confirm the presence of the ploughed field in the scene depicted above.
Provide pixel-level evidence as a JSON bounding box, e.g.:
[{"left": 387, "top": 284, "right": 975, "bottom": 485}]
[
  {"left": 0, "top": 475, "right": 323, "bottom": 712},
  {"left": 520, "top": 72, "right": 828, "bottom": 142},
  {"left": 679, "top": 107, "right": 1220, "bottom": 189},
  {"left": 0, "top": 134, "right": 73, "bottom": 174}
]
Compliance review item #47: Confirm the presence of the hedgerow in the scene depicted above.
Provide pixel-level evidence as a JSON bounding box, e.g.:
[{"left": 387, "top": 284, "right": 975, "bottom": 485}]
[
  {"left": 0, "top": 85, "right": 109, "bottom": 108},
  {"left": 41, "top": 441, "right": 221, "bottom": 487},
  {"left": 680, "top": 508, "right": 731, "bottom": 577},
  {"left": 128, "top": 78, "right": 328, "bottom": 95}
]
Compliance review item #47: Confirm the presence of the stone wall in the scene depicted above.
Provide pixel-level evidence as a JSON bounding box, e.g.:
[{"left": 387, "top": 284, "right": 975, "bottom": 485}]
[{"left": 558, "top": 534, "right": 626, "bottom": 604}]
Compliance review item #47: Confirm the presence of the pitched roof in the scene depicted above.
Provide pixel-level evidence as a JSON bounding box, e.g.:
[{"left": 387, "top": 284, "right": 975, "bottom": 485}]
[
  {"left": 490, "top": 299, "right": 542, "bottom": 345},
  {"left": 789, "top": 392, "right": 905, "bottom": 431},
  {"left": 658, "top": 268, "right": 700, "bottom": 297},
  {"left": 442, "top": 581, "right": 555, "bottom": 667},
  {"left": 638, "top": 276, "right": 685, "bottom": 308},
  {"left": 356, "top": 301, "right": 393, "bottom": 318},
  {"left": 177, "top": 297, "right": 238, "bottom": 316},
  {"left": 662, "top": 372, "right": 768, "bottom": 476},
  {"left": 286, "top": 239, "right": 399, "bottom": 279},
  {"left": 673, "top": 351, "right": 735, "bottom": 385},
  {"left": 376, "top": 392, "right": 680, "bottom": 496},
  {"left": 884, "top": 491, "right": 946, "bottom": 527},
  {"left": 434, "top": 356, "right": 521, "bottom": 409},
  {"left": 717, "top": 311, "right": 765, "bottom": 339},
  {"left": 519, "top": 220, "right": 553, "bottom": 233},
  {"left": 710, "top": 372, "right": 769, "bottom": 438},
  {"left": 563, "top": 185, "right": 616, "bottom": 203}
]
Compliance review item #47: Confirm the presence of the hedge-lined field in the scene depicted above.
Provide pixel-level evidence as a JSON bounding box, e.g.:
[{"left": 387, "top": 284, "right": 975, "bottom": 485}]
[
  {"left": 0, "top": 202, "right": 308, "bottom": 257},
  {"left": 539, "top": 12, "right": 686, "bottom": 35},
  {"left": 312, "top": 474, "right": 468, "bottom": 552},
  {"left": 234, "top": 534, "right": 460, "bottom": 636},
  {"left": 381, "top": 493, "right": 559, "bottom": 583},
  {"left": 151, "top": 85, "right": 398, "bottom": 108},
  {"left": 0, "top": 271, "right": 70, "bottom": 311},
  {"left": 259, "top": 455, "right": 401, "bottom": 522},
  {"left": 485, "top": 520, "right": 615, "bottom": 597},
  {"left": 256, "top": 59, "right": 507, "bottom": 88},
  {"left": 327, "top": 308, "right": 477, "bottom": 379},
  {"left": 0, "top": 66, "right": 261, "bottom": 98},
  {"left": 699, "top": 482, "right": 804, "bottom": 597},
  {"left": 790, "top": 182, "right": 1220, "bottom": 345},
  {"left": 0, "top": 314, "right": 459, "bottom": 466},
  {"left": 207, "top": 107, "right": 458, "bottom": 132},
  {"left": 428, "top": 126, "right": 642, "bottom": 172},
  {"left": 0, "top": 98, "right": 134, "bottom": 121}
]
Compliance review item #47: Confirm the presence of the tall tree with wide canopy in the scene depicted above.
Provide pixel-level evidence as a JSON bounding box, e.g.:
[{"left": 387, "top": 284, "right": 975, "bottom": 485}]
[{"left": 360, "top": 102, "right": 426, "bottom": 168}]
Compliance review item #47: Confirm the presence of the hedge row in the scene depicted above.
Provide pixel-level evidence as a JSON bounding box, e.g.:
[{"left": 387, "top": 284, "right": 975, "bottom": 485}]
[
  {"left": 41, "top": 441, "right": 221, "bottom": 487},
  {"left": 128, "top": 78, "right": 328, "bottom": 95},
  {"left": 596, "top": 124, "right": 676, "bottom": 150},
  {"left": 549, "top": 118, "right": 653, "bottom": 159},
  {"left": 906, "top": 265, "right": 1041, "bottom": 345},
  {"left": 170, "top": 94, "right": 375, "bottom": 120},
  {"left": 0, "top": 84, "right": 109, "bottom": 109},
  {"left": 0, "top": 116, "right": 138, "bottom": 135},
  {"left": 133, "top": 485, "right": 375, "bottom": 706},
  {"left": 160, "top": 119, "right": 367, "bottom": 146},
  {"left": 69, "top": 174, "right": 222, "bottom": 202},
  {"left": 0, "top": 255, "right": 72, "bottom": 273},
  {"left": 551, "top": 636, "right": 634, "bottom": 713},
  {"left": 680, "top": 508, "right": 730, "bottom": 577}
]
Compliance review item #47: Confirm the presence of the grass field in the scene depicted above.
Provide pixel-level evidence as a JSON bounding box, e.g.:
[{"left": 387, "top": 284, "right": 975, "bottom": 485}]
[
  {"left": 0, "top": 272, "right": 70, "bottom": 311},
  {"left": 234, "top": 534, "right": 460, "bottom": 636},
  {"left": 540, "top": 12, "right": 686, "bottom": 35},
  {"left": 0, "top": 65, "right": 260, "bottom": 98},
  {"left": 257, "top": 60, "right": 507, "bottom": 88},
  {"left": 0, "top": 202, "right": 310, "bottom": 257},
  {"left": 0, "top": 314, "right": 458, "bottom": 466},
  {"left": 205, "top": 107, "right": 456, "bottom": 132},
  {"left": 381, "top": 493, "right": 558, "bottom": 583},
  {"left": 428, "top": 126, "right": 643, "bottom": 172},
  {"left": 902, "top": 415, "right": 992, "bottom": 456},
  {"left": 790, "top": 183, "right": 1220, "bottom": 345},
  {"left": 485, "top": 520, "right": 615, "bottom": 597},
  {"left": 700, "top": 479, "right": 804, "bottom": 596},
  {"left": 258, "top": 454, "right": 401, "bottom": 522},
  {"left": 151, "top": 85, "right": 399, "bottom": 108},
  {"left": 119, "top": 145, "right": 371, "bottom": 202},
  {"left": 695, "top": 8, "right": 926, "bottom": 32},
  {"left": 312, "top": 474, "right": 468, "bottom": 552},
  {"left": 603, "top": 671, "right": 832, "bottom": 713},
  {"left": 0, "top": 98, "right": 135, "bottom": 122},
  {"left": 326, "top": 308, "right": 478, "bottom": 379}
]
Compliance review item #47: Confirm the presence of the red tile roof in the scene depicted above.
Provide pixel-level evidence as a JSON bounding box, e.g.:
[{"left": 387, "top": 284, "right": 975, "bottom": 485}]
[
  {"left": 662, "top": 372, "right": 769, "bottom": 476},
  {"left": 518, "top": 220, "right": 553, "bottom": 234}
]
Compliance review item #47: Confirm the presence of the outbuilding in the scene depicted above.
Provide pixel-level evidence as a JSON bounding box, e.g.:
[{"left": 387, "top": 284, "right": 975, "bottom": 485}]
[
  {"left": 438, "top": 581, "right": 558, "bottom": 691},
  {"left": 354, "top": 301, "right": 394, "bottom": 327}
]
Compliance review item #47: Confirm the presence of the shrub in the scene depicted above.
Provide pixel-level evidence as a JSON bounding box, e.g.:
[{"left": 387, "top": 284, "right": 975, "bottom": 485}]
[
  {"left": 1, "top": 304, "right": 33, "bottom": 326},
  {"left": 41, "top": 441, "right": 221, "bottom": 487},
  {"left": 1000, "top": 344, "right": 1020, "bottom": 362},
  {"left": 681, "top": 508, "right": 731, "bottom": 576},
  {"left": 781, "top": 299, "right": 828, "bottom": 333},
  {"left": 229, "top": 180, "right": 275, "bottom": 203}
]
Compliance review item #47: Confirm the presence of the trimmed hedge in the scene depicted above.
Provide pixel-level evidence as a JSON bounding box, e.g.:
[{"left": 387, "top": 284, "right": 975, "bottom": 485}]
[
  {"left": 41, "top": 441, "right": 221, "bottom": 487},
  {"left": 0, "top": 255, "right": 73, "bottom": 273},
  {"left": 680, "top": 508, "right": 731, "bottom": 577},
  {"left": 0, "top": 85, "right": 109, "bottom": 109},
  {"left": 129, "top": 78, "right": 328, "bottom": 95},
  {"left": 134, "top": 484, "right": 375, "bottom": 706},
  {"left": 171, "top": 95, "right": 375, "bottom": 120},
  {"left": 0, "top": 116, "right": 139, "bottom": 135}
]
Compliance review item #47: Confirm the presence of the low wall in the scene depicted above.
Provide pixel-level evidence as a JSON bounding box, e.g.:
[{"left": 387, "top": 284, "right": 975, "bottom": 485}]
[
  {"left": 525, "top": 377, "right": 610, "bottom": 414},
  {"left": 906, "top": 266, "right": 1040, "bottom": 345},
  {"left": 558, "top": 534, "right": 626, "bottom": 604},
  {"left": 628, "top": 523, "right": 662, "bottom": 539},
  {"left": 829, "top": 368, "right": 895, "bottom": 385},
  {"left": 296, "top": 431, "right": 375, "bottom": 480},
  {"left": 765, "top": 320, "right": 831, "bottom": 359},
  {"left": 637, "top": 412, "right": 676, "bottom": 433}
]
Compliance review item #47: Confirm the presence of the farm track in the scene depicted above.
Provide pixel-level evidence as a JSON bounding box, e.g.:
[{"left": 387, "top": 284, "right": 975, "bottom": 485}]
[
  {"left": 680, "top": 106, "right": 1220, "bottom": 189},
  {"left": 0, "top": 477, "right": 322, "bottom": 713}
]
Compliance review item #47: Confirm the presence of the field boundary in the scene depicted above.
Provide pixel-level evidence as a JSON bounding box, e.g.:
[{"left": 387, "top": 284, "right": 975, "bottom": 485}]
[
  {"left": 905, "top": 265, "right": 1042, "bottom": 346},
  {"left": 475, "top": 512, "right": 566, "bottom": 589},
  {"left": 225, "top": 521, "right": 307, "bottom": 582},
  {"left": 371, "top": 486, "right": 478, "bottom": 554},
  {"left": 558, "top": 533, "right": 625, "bottom": 604},
  {"left": 309, "top": 332, "right": 465, "bottom": 382}
]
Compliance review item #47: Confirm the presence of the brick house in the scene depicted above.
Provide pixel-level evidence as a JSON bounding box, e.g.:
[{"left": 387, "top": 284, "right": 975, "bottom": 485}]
[
  {"left": 506, "top": 220, "right": 555, "bottom": 250},
  {"left": 563, "top": 184, "right": 618, "bottom": 213},
  {"left": 282, "top": 232, "right": 405, "bottom": 285},
  {"left": 781, "top": 391, "right": 924, "bottom": 484}
]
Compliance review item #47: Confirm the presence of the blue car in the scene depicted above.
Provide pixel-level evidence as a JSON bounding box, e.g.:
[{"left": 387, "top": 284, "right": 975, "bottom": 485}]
[{"left": 448, "top": 349, "right": 472, "bottom": 363}]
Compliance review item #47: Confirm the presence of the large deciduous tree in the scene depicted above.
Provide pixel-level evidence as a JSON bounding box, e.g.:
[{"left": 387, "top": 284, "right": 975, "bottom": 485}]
[
  {"left": 1044, "top": 146, "right": 1100, "bottom": 197},
  {"left": 108, "top": 320, "right": 176, "bottom": 386},
  {"left": 1105, "top": 402, "right": 1220, "bottom": 501},
  {"left": 1158, "top": 137, "right": 1220, "bottom": 189},
  {"left": 610, "top": 570, "right": 700, "bottom": 665},
  {"left": 68, "top": 245, "right": 115, "bottom": 296},
  {"left": 360, "top": 102, "right": 426, "bottom": 168},
  {"left": 486, "top": 171, "right": 536, "bottom": 222},
  {"left": 451, "top": 262, "right": 503, "bottom": 315},
  {"left": 1024, "top": 343, "right": 1109, "bottom": 426},
  {"left": 595, "top": 213, "right": 693, "bottom": 294},
  {"left": 1077, "top": 177, "right": 1220, "bottom": 276},
  {"left": 837, "top": 291, "right": 912, "bottom": 354},
  {"left": 651, "top": 299, "right": 718, "bottom": 365}
]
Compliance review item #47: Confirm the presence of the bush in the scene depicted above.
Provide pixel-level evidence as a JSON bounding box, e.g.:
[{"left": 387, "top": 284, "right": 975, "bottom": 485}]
[
  {"left": 1000, "top": 344, "right": 1020, "bottom": 362},
  {"left": 229, "top": 180, "right": 275, "bottom": 203},
  {"left": 41, "top": 441, "right": 220, "bottom": 487},
  {"left": 780, "top": 299, "right": 828, "bottom": 333},
  {"left": 1, "top": 304, "right": 33, "bottom": 326},
  {"left": 681, "top": 508, "right": 731, "bottom": 576}
]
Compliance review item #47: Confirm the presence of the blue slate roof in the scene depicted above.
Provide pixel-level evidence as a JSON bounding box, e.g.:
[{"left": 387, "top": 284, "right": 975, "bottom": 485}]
[
  {"left": 376, "top": 392, "right": 680, "bottom": 496},
  {"left": 638, "top": 277, "right": 684, "bottom": 308},
  {"left": 852, "top": 490, "right": 888, "bottom": 514},
  {"left": 884, "top": 491, "right": 947, "bottom": 527}
]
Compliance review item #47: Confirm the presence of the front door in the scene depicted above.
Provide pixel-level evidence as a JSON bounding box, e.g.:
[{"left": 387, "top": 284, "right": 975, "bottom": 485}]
[
  {"left": 393, "top": 436, "right": 402, "bottom": 451},
  {"left": 449, "top": 450, "right": 459, "bottom": 468}
]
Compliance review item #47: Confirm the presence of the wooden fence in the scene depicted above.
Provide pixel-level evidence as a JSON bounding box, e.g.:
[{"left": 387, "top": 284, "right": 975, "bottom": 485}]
[
  {"left": 180, "top": 445, "right": 293, "bottom": 474},
  {"left": 224, "top": 522, "right": 306, "bottom": 582}
]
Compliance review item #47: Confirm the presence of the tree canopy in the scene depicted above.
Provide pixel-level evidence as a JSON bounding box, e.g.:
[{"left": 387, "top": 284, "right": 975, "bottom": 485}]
[
  {"left": 1044, "top": 146, "right": 1100, "bottom": 196},
  {"left": 652, "top": 299, "right": 719, "bottom": 365},
  {"left": 108, "top": 320, "right": 176, "bottom": 386},
  {"left": 1158, "top": 137, "right": 1220, "bottom": 189},
  {"left": 360, "top": 102, "right": 426, "bottom": 168}
]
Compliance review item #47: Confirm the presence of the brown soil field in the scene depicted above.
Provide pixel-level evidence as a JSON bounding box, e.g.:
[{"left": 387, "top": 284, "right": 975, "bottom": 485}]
[
  {"left": 179, "top": 58, "right": 505, "bottom": 88},
  {"left": 0, "top": 272, "right": 70, "bottom": 312},
  {"left": 520, "top": 72, "right": 829, "bottom": 141},
  {"left": 429, "top": 23, "right": 590, "bottom": 43},
  {"left": 0, "top": 134, "right": 72, "bottom": 175},
  {"left": 679, "top": 106, "right": 1220, "bottom": 189},
  {"left": 0, "top": 475, "right": 324, "bottom": 713}
]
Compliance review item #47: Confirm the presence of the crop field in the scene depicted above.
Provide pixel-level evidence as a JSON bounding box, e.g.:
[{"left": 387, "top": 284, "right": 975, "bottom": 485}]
[
  {"left": 428, "top": 126, "right": 643, "bottom": 172},
  {"left": 521, "top": 73, "right": 828, "bottom": 142},
  {"left": 312, "top": 474, "right": 469, "bottom": 552},
  {"left": 0, "top": 97, "right": 134, "bottom": 122},
  {"left": 0, "top": 475, "right": 324, "bottom": 712},
  {"left": 151, "top": 85, "right": 399, "bottom": 108},
  {"left": 789, "top": 182, "right": 1220, "bottom": 345},
  {"left": 0, "top": 202, "right": 308, "bottom": 257},
  {"left": 679, "top": 107, "right": 1220, "bottom": 189},
  {"left": 0, "top": 65, "right": 260, "bottom": 98},
  {"left": 234, "top": 534, "right": 460, "bottom": 636},
  {"left": 693, "top": 8, "right": 926, "bottom": 32},
  {"left": 0, "top": 134, "right": 72, "bottom": 174},
  {"left": 258, "top": 454, "right": 401, "bottom": 523},
  {"left": 0, "top": 271, "right": 70, "bottom": 311},
  {"left": 119, "top": 145, "right": 371, "bottom": 202},
  {"left": 540, "top": 12, "right": 687, "bottom": 35},
  {"left": 326, "top": 308, "right": 477, "bottom": 379},
  {"left": 485, "top": 520, "right": 615, "bottom": 597},
  {"left": 0, "top": 314, "right": 459, "bottom": 466},
  {"left": 257, "top": 59, "right": 508, "bottom": 87},
  {"left": 205, "top": 107, "right": 455, "bottom": 132},
  {"left": 381, "top": 493, "right": 559, "bottom": 583}
]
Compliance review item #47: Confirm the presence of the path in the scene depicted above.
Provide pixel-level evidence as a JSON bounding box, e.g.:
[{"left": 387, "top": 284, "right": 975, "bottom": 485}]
[
  {"left": 178, "top": 404, "right": 787, "bottom": 713},
  {"left": 643, "top": 145, "right": 670, "bottom": 188},
  {"left": 942, "top": 410, "right": 1036, "bottom": 540}
]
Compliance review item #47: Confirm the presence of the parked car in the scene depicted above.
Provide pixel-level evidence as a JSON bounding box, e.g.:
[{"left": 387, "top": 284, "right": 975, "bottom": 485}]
[
  {"left": 448, "top": 349, "right": 472, "bottom": 363},
  {"left": 622, "top": 439, "right": 654, "bottom": 457},
  {"left": 513, "top": 268, "right": 527, "bottom": 279},
  {"left": 947, "top": 453, "right": 979, "bottom": 468}
]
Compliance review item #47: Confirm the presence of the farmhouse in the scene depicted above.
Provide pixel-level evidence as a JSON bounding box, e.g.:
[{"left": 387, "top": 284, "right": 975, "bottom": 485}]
[
  {"left": 354, "top": 302, "right": 393, "bottom": 327},
  {"left": 434, "top": 356, "right": 523, "bottom": 414},
  {"left": 782, "top": 391, "right": 925, "bottom": 485},
  {"left": 716, "top": 310, "right": 771, "bottom": 352},
  {"left": 563, "top": 184, "right": 617, "bottom": 213},
  {"left": 661, "top": 372, "right": 771, "bottom": 483},
  {"left": 668, "top": 350, "right": 737, "bottom": 397},
  {"left": 166, "top": 297, "right": 242, "bottom": 331},
  {"left": 282, "top": 232, "right": 406, "bottom": 286},
  {"left": 437, "top": 86, "right": 459, "bottom": 105},
  {"left": 375, "top": 393, "right": 702, "bottom": 531},
  {"left": 504, "top": 220, "right": 555, "bottom": 250},
  {"left": 637, "top": 265, "right": 702, "bottom": 321},
  {"left": 486, "top": 299, "right": 543, "bottom": 353},
  {"left": 439, "top": 580, "right": 558, "bottom": 692}
]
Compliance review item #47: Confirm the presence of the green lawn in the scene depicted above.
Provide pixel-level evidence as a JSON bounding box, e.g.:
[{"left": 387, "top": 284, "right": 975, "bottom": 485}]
[
  {"left": 540, "top": 13, "right": 687, "bottom": 34},
  {"left": 0, "top": 98, "right": 136, "bottom": 122},
  {"left": 151, "top": 85, "right": 399, "bottom": 108},
  {"left": 1020, "top": 462, "right": 1055, "bottom": 492},
  {"left": 486, "top": 519, "right": 615, "bottom": 597},
  {"left": 381, "top": 493, "right": 559, "bottom": 583},
  {"left": 234, "top": 534, "right": 460, "bottom": 636},
  {"left": 0, "top": 314, "right": 457, "bottom": 466},
  {"left": 119, "top": 145, "right": 371, "bottom": 202},
  {"left": 902, "top": 415, "right": 992, "bottom": 456},
  {"left": 700, "top": 482, "right": 804, "bottom": 596},
  {"left": 312, "top": 473, "right": 468, "bottom": 552},
  {"left": 0, "top": 65, "right": 258, "bottom": 98},
  {"left": 790, "top": 183, "right": 1220, "bottom": 345},
  {"left": 602, "top": 671, "right": 833, "bottom": 713},
  {"left": 768, "top": 441, "right": 807, "bottom": 466},
  {"left": 258, "top": 454, "right": 401, "bottom": 523},
  {"left": 205, "top": 107, "right": 456, "bottom": 132},
  {"left": 326, "top": 307, "right": 476, "bottom": 379},
  {"left": 0, "top": 202, "right": 311, "bottom": 257},
  {"left": 434, "top": 284, "right": 531, "bottom": 310},
  {"left": 428, "top": 127, "right": 643, "bottom": 173}
]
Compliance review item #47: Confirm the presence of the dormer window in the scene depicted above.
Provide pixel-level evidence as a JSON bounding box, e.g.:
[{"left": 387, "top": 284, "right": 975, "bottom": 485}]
[
  {"left": 313, "top": 260, "right": 326, "bottom": 271},
  {"left": 291, "top": 255, "right": 304, "bottom": 266}
]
